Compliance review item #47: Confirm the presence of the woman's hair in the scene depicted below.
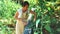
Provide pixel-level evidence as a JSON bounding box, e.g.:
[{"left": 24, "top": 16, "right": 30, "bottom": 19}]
[{"left": 22, "top": 1, "right": 29, "bottom": 7}]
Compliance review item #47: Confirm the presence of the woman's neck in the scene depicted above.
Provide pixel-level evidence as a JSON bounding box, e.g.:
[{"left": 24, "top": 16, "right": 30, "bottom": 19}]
[{"left": 22, "top": 8, "right": 26, "bottom": 13}]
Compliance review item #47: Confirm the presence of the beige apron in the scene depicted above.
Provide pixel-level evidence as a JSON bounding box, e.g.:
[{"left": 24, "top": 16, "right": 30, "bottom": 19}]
[{"left": 16, "top": 20, "right": 24, "bottom": 34}]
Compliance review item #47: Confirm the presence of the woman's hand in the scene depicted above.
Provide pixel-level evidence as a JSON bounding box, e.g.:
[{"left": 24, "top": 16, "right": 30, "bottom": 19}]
[{"left": 23, "top": 22, "right": 27, "bottom": 26}]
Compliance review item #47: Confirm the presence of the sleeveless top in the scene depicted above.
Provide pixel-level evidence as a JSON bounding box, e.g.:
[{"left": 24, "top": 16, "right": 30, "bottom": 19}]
[{"left": 17, "top": 8, "right": 29, "bottom": 22}]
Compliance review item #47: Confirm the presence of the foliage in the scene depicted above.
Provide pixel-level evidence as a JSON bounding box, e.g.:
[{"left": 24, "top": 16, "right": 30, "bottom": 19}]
[
  {"left": 0, "top": 0, "right": 21, "bottom": 19},
  {"left": 0, "top": 0, "right": 60, "bottom": 34}
]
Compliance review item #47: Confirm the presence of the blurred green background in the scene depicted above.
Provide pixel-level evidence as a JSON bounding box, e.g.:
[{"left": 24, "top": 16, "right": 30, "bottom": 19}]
[{"left": 0, "top": 0, "right": 60, "bottom": 34}]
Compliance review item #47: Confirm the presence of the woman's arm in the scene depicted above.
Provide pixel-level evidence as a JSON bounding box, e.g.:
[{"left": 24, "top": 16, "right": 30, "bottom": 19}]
[{"left": 14, "top": 12, "right": 22, "bottom": 21}]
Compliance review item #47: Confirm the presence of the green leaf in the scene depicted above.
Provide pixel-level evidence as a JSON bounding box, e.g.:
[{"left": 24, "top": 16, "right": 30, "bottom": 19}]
[
  {"left": 47, "top": 7, "right": 51, "bottom": 10},
  {"left": 44, "top": 24, "right": 52, "bottom": 32},
  {"left": 36, "top": 19, "right": 40, "bottom": 24}
]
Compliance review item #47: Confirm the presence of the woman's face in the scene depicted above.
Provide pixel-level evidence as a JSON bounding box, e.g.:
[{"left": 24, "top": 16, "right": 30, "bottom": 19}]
[{"left": 23, "top": 5, "right": 29, "bottom": 12}]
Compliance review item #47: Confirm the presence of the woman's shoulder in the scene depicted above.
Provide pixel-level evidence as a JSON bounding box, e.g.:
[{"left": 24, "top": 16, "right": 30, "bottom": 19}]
[{"left": 17, "top": 8, "right": 22, "bottom": 12}]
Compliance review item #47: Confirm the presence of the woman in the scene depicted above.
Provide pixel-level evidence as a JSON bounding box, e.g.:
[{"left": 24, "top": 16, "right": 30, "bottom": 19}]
[{"left": 14, "top": 1, "right": 36, "bottom": 34}]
